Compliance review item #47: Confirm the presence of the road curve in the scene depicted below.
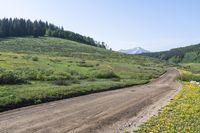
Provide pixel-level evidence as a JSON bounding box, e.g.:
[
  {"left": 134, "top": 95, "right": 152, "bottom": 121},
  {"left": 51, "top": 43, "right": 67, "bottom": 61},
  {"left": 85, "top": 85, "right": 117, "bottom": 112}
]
[{"left": 0, "top": 68, "right": 181, "bottom": 133}]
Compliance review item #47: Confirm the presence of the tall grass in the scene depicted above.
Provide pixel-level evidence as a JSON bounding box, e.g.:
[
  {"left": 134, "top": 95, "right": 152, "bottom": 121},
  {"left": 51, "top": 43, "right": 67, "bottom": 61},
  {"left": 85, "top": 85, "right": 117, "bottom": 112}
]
[{"left": 178, "top": 70, "right": 200, "bottom": 82}]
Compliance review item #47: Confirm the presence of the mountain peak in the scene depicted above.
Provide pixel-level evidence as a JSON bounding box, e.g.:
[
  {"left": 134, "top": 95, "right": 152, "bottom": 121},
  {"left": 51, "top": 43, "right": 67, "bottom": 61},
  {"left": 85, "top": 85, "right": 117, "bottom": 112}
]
[{"left": 118, "top": 47, "right": 150, "bottom": 54}]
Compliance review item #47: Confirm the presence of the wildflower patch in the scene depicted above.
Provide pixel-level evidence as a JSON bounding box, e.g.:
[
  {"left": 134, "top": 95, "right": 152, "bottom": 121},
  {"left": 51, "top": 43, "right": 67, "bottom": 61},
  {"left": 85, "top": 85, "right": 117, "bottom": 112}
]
[{"left": 135, "top": 82, "right": 200, "bottom": 132}]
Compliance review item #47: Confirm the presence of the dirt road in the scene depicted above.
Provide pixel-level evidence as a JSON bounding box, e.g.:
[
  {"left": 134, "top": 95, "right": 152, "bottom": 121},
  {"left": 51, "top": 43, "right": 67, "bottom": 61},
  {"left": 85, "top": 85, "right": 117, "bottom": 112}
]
[{"left": 0, "top": 68, "right": 181, "bottom": 133}]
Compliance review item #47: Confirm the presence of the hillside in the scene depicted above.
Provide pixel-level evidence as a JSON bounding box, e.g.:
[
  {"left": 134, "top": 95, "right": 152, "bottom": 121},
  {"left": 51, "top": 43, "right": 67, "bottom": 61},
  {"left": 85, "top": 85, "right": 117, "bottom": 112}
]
[
  {"left": 0, "top": 18, "right": 106, "bottom": 48},
  {"left": 143, "top": 43, "right": 200, "bottom": 63},
  {"left": 0, "top": 37, "right": 166, "bottom": 111}
]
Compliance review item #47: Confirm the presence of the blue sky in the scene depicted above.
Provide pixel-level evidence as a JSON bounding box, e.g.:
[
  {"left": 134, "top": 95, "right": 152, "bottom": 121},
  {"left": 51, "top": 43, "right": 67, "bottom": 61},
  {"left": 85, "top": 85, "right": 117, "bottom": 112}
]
[{"left": 0, "top": 0, "right": 200, "bottom": 51}]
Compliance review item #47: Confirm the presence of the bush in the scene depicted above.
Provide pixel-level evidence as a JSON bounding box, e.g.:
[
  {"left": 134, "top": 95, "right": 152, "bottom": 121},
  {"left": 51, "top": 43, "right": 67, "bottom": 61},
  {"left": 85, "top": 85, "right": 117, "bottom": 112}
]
[
  {"left": 16, "top": 68, "right": 75, "bottom": 81},
  {"left": 179, "top": 73, "right": 200, "bottom": 82},
  {"left": 95, "top": 69, "right": 119, "bottom": 79},
  {"left": 0, "top": 71, "right": 26, "bottom": 85},
  {"left": 16, "top": 67, "right": 54, "bottom": 81},
  {"left": 77, "top": 60, "right": 94, "bottom": 67},
  {"left": 32, "top": 56, "right": 39, "bottom": 61}
]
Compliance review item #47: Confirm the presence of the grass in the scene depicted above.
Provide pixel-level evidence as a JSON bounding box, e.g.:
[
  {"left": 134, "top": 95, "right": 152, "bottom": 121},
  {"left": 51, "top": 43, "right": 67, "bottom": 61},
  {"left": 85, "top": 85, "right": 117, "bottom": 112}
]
[
  {"left": 181, "top": 63, "right": 200, "bottom": 73},
  {"left": 0, "top": 70, "right": 27, "bottom": 85},
  {"left": 135, "top": 63, "right": 200, "bottom": 133},
  {"left": 0, "top": 37, "right": 166, "bottom": 111},
  {"left": 178, "top": 70, "right": 200, "bottom": 82},
  {"left": 178, "top": 63, "right": 200, "bottom": 82}
]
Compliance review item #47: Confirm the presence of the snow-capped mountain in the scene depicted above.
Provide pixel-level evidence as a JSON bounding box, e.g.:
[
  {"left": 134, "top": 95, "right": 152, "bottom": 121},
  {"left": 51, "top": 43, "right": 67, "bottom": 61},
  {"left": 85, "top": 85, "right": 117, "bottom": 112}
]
[{"left": 118, "top": 47, "right": 150, "bottom": 54}]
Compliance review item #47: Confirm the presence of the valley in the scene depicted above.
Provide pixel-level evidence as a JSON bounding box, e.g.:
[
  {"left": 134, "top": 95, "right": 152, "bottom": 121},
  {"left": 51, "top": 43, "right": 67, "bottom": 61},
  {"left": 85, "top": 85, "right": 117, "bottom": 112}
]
[
  {"left": 0, "top": 9, "right": 200, "bottom": 132},
  {"left": 0, "top": 37, "right": 165, "bottom": 112}
]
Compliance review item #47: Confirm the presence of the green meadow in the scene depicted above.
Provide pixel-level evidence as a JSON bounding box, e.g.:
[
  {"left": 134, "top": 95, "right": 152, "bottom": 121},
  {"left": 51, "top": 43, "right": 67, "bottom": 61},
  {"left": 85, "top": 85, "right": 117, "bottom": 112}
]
[{"left": 0, "top": 37, "right": 166, "bottom": 111}]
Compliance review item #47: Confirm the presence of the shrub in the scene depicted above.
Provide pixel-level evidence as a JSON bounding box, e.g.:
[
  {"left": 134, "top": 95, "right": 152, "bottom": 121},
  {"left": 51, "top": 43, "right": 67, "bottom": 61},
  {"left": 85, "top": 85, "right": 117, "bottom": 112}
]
[
  {"left": 78, "top": 63, "right": 94, "bottom": 67},
  {"left": 16, "top": 67, "right": 54, "bottom": 81},
  {"left": 179, "top": 73, "right": 200, "bottom": 82},
  {"left": 16, "top": 68, "right": 75, "bottom": 81},
  {"left": 49, "top": 58, "right": 62, "bottom": 63},
  {"left": 78, "top": 60, "right": 94, "bottom": 67},
  {"left": 32, "top": 56, "right": 39, "bottom": 61},
  {"left": 52, "top": 71, "right": 73, "bottom": 80},
  {"left": 95, "top": 69, "right": 119, "bottom": 79},
  {"left": 0, "top": 71, "right": 26, "bottom": 85}
]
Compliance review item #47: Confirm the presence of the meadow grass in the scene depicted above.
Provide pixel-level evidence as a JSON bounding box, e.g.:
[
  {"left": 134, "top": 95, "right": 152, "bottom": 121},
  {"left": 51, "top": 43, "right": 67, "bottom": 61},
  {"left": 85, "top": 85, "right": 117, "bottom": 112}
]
[
  {"left": 0, "top": 37, "right": 166, "bottom": 111},
  {"left": 178, "top": 63, "right": 200, "bottom": 82},
  {"left": 181, "top": 63, "right": 200, "bottom": 73}
]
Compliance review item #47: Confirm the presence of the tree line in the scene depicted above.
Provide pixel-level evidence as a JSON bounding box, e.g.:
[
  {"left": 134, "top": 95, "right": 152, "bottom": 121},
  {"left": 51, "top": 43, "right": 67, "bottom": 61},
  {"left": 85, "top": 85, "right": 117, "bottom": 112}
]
[
  {"left": 0, "top": 18, "right": 106, "bottom": 48},
  {"left": 143, "top": 43, "right": 200, "bottom": 63}
]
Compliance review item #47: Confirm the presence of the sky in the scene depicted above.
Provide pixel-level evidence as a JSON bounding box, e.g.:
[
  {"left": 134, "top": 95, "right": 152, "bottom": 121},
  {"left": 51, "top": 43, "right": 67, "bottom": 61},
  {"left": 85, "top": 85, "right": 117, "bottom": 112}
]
[{"left": 0, "top": 0, "right": 200, "bottom": 52}]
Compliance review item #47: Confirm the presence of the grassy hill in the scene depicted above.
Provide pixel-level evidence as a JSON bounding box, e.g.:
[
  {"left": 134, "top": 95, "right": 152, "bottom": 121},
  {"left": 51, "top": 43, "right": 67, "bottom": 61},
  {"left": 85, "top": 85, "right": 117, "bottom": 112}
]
[
  {"left": 143, "top": 43, "right": 200, "bottom": 63},
  {"left": 0, "top": 37, "right": 166, "bottom": 111}
]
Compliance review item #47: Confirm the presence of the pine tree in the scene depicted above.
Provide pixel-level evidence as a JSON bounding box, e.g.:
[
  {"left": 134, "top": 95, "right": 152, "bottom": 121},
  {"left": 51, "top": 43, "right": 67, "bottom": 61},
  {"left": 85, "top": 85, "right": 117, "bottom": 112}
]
[{"left": 0, "top": 18, "right": 106, "bottom": 48}]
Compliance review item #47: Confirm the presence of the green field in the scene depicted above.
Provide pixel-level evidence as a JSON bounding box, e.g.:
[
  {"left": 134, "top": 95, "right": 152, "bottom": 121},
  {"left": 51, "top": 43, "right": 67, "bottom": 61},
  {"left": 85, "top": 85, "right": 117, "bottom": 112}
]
[{"left": 0, "top": 37, "right": 166, "bottom": 111}]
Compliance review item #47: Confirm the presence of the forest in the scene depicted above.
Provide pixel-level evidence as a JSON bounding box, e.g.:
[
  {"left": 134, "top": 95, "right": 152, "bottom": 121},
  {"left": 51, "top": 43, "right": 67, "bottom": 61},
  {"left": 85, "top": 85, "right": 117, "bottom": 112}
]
[
  {"left": 0, "top": 18, "right": 106, "bottom": 48},
  {"left": 143, "top": 43, "right": 200, "bottom": 63}
]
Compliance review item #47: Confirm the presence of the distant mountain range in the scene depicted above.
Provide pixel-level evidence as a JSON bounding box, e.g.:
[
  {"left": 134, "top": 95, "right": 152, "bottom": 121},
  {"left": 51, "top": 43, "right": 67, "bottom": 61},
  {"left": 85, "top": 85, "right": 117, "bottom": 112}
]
[{"left": 118, "top": 47, "right": 150, "bottom": 54}]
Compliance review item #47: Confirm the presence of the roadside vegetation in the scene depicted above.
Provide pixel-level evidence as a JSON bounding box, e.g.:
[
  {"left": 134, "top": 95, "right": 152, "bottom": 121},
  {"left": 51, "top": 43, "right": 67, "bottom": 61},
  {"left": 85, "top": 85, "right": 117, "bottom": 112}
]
[
  {"left": 178, "top": 63, "right": 200, "bottom": 82},
  {"left": 135, "top": 63, "right": 200, "bottom": 133},
  {"left": 135, "top": 82, "right": 200, "bottom": 133},
  {"left": 0, "top": 37, "right": 166, "bottom": 112}
]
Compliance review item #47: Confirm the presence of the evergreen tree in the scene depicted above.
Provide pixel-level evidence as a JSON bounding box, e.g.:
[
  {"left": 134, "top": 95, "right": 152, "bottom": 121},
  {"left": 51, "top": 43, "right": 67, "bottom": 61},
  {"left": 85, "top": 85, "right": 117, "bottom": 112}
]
[{"left": 0, "top": 18, "right": 106, "bottom": 48}]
